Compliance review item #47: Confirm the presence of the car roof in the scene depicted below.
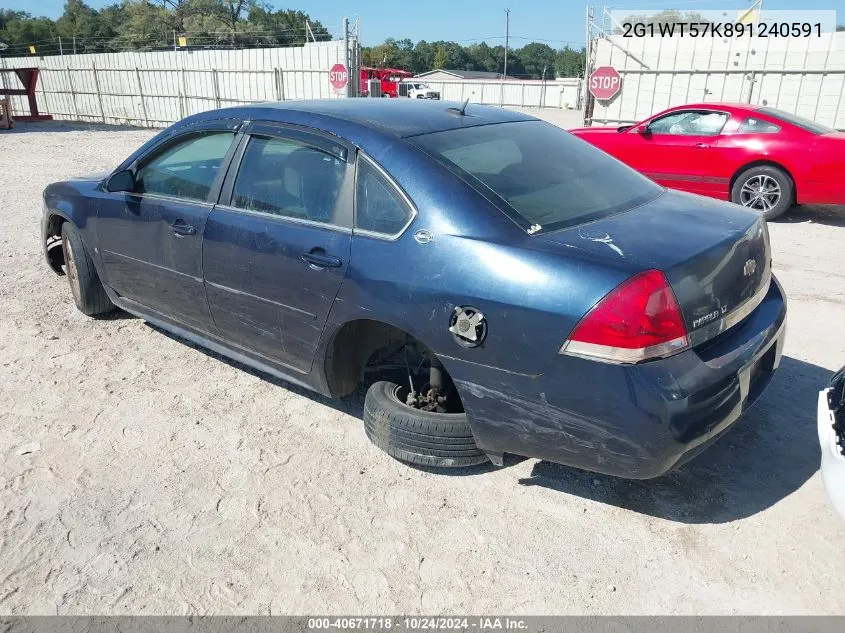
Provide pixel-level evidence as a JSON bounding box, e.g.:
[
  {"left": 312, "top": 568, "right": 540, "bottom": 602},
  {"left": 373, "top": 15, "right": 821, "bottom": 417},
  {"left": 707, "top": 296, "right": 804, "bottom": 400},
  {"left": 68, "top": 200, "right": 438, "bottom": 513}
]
[
  {"left": 661, "top": 102, "right": 760, "bottom": 114},
  {"left": 185, "top": 99, "right": 537, "bottom": 140}
]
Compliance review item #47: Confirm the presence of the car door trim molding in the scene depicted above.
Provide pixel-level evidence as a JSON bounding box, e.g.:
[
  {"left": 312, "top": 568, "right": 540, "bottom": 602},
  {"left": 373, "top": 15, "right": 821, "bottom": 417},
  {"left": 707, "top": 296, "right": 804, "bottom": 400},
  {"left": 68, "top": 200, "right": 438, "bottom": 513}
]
[
  {"left": 112, "top": 294, "right": 313, "bottom": 379},
  {"left": 645, "top": 173, "right": 730, "bottom": 185},
  {"left": 205, "top": 280, "right": 317, "bottom": 319},
  {"left": 212, "top": 203, "right": 353, "bottom": 235},
  {"left": 100, "top": 249, "right": 204, "bottom": 283},
  {"left": 353, "top": 151, "right": 418, "bottom": 242},
  {"left": 119, "top": 192, "right": 216, "bottom": 208}
]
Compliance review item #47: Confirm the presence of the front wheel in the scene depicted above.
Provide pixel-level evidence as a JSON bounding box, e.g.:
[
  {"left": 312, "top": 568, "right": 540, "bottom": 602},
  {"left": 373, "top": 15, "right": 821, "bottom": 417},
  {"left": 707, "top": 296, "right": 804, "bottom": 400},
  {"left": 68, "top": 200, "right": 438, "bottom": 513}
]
[
  {"left": 61, "top": 222, "right": 115, "bottom": 316},
  {"left": 731, "top": 165, "right": 793, "bottom": 221},
  {"left": 363, "top": 381, "right": 489, "bottom": 468}
]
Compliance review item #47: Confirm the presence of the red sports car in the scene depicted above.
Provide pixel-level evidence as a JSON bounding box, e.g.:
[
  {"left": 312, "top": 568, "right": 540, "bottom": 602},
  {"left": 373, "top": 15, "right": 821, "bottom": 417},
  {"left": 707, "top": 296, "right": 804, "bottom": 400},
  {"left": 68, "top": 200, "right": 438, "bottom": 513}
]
[{"left": 571, "top": 103, "right": 845, "bottom": 220}]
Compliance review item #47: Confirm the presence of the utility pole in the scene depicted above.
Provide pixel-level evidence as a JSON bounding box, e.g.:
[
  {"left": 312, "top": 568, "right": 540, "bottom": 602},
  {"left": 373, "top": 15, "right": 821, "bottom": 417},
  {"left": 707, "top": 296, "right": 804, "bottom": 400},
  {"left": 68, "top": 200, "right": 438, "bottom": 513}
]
[
  {"left": 503, "top": 8, "right": 510, "bottom": 78},
  {"left": 58, "top": 37, "right": 63, "bottom": 56}
]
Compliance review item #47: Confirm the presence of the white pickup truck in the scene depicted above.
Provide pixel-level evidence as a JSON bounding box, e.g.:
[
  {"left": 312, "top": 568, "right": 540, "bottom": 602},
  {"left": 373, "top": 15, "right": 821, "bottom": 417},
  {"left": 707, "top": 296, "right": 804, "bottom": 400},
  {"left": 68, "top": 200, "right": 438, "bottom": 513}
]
[{"left": 406, "top": 82, "right": 441, "bottom": 99}]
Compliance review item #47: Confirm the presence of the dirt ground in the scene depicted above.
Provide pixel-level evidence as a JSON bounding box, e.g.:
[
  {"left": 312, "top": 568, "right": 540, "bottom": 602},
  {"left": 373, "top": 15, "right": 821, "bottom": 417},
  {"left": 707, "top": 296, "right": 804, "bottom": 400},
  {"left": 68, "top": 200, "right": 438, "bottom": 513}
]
[{"left": 1, "top": 118, "right": 844, "bottom": 616}]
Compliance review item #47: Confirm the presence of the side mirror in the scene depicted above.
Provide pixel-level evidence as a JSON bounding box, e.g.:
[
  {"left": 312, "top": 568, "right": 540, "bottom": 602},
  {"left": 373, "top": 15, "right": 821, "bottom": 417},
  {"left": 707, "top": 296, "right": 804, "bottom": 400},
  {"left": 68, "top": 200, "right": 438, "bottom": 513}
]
[
  {"left": 105, "top": 169, "right": 135, "bottom": 193},
  {"left": 636, "top": 123, "right": 652, "bottom": 135}
]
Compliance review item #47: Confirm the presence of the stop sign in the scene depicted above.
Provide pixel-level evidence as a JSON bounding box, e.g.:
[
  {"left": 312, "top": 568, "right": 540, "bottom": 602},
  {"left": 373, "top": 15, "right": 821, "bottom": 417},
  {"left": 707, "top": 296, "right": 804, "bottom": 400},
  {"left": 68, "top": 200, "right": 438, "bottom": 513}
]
[
  {"left": 329, "top": 63, "right": 349, "bottom": 90},
  {"left": 589, "top": 66, "right": 621, "bottom": 100}
]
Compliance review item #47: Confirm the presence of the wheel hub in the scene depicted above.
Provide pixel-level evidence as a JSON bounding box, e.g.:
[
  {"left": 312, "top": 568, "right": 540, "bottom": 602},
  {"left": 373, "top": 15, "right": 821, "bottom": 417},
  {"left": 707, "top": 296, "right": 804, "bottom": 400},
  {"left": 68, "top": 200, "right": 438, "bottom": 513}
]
[{"left": 739, "top": 174, "right": 781, "bottom": 213}]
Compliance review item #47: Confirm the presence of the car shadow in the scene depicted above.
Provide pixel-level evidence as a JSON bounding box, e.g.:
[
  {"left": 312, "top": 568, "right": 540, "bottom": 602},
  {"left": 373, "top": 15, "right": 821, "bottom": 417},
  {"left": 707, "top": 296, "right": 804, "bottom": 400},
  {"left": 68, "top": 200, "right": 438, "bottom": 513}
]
[
  {"left": 95, "top": 308, "right": 137, "bottom": 321},
  {"left": 778, "top": 204, "right": 845, "bottom": 228},
  {"left": 149, "top": 323, "right": 504, "bottom": 477},
  {"left": 2, "top": 121, "right": 149, "bottom": 134},
  {"left": 149, "top": 324, "right": 831, "bottom": 505},
  {"left": 517, "top": 355, "right": 832, "bottom": 523}
]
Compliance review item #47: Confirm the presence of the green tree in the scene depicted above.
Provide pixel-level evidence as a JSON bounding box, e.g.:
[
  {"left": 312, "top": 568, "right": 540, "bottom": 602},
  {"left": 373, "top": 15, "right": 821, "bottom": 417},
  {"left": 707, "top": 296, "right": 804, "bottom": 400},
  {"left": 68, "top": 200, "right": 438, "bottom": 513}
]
[
  {"left": 120, "top": 0, "right": 171, "bottom": 50},
  {"left": 433, "top": 45, "right": 447, "bottom": 69},
  {"left": 517, "top": 42, "right": 556, "bottom": 78},
  {"left": 555, "top": 46, "right": 585, "bottom": 78},
  {"left": 56, "top": 0, "right": 119, "bottom": 52},
  {"left": 0, "top": 10, "right": 58, "bottom": 54}
]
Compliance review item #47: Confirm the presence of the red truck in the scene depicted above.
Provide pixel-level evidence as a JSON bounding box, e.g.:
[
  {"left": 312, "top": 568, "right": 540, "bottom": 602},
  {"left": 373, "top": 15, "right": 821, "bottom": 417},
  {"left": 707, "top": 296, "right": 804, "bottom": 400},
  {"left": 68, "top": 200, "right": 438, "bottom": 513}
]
[{"left": 360, "top": 66, "right": 413, "bottom": 98}]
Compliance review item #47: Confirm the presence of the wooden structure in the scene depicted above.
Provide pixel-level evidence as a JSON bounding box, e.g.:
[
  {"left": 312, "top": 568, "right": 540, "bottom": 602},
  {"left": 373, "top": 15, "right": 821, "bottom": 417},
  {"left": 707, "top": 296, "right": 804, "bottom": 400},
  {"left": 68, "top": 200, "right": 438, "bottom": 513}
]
[
  {"left": 0, "top": 68, "right": 53, "bottom": 122},
  {"left": 0, "top": 96, "right": 12, "bottom": 129}
]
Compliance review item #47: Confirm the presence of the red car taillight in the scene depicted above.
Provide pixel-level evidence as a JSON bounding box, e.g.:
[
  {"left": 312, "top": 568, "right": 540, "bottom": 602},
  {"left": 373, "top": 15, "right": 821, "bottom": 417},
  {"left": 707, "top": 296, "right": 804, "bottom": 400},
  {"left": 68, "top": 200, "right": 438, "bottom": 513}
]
[{"left": 560, "top": 270, "right": 690, "bottom": 364}]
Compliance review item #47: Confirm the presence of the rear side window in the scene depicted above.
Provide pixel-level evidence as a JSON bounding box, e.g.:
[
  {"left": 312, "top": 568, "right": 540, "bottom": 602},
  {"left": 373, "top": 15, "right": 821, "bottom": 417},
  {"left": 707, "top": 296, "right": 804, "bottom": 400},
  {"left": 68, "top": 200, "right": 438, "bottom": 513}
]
[
  {"left": 412, "top": 120, "right": 662, "bottom": 234},
  {"left": 355, "top": 157, "right": 413, "bottom": 236},
  {"left": 738, "top": 117, "right": 781, "bottom": 133},
  {"left": 231, "top": 135, "right": 347, "bottom": 224},
  {"left": 135, "top": 132, "right": 234, "bottom": 201},
  {"left": 757, "top": 107, "right": 835, "bottom": 135}
]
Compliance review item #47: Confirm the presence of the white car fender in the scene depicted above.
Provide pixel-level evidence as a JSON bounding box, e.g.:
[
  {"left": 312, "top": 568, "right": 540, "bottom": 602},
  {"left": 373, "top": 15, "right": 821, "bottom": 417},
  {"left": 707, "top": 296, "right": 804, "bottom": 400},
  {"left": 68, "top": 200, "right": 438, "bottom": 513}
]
[{"left": 818, "top": 387, "right": 845, "bottom": 521}]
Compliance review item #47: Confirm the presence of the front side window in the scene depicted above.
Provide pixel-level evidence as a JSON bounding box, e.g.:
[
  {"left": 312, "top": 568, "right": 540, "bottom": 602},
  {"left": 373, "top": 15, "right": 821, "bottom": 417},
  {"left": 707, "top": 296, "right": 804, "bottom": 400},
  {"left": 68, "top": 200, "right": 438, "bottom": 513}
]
[
  {"left": 355, "top": 157, "right": 413, "bottom": 236},
  {"left": 231, "top": 135, "right": 347, "bottom": 224},
  {"left": 738, "top": 117, "right": 781, "bottom": 134},
  {"left": 135, "top": 132, "right": 234, "bottom": 201},
  {"left": 412, "top": 120, "right": 662, "bottom": 233},
  {"left": 648, "top": 111, "right": 729, "bottom": 136}
]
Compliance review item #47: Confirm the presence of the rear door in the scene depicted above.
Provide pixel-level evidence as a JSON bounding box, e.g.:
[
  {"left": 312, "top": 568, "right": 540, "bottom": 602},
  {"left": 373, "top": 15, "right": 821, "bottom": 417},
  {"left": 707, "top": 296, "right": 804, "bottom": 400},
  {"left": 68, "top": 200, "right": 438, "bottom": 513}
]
[
  {"left": 202, "top": 123, "right": 353, "bottom": 374},
  {"left": 633, "top": 109, "right": 731, "bottom": 197},
  {"left": 96, "top": 121, "right": 241, "bottom": 331}
]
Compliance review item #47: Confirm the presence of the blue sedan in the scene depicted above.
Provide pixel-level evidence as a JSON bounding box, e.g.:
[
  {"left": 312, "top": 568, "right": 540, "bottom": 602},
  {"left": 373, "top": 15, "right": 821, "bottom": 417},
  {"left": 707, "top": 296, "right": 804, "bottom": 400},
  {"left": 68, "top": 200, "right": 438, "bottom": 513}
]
[{"left": 42, "top": 99, "right": 786, "bottom": 478}]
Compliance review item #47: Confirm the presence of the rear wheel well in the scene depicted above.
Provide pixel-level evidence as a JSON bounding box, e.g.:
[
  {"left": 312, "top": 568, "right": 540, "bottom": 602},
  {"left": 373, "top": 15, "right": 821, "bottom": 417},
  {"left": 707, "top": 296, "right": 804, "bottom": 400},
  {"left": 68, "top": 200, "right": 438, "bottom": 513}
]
[
  {"left": 45, "top": 213, "right": 67, "bottom": 274},
  {"left": 324, "top": 319, "right": 462, "bottom": 408},
  {"left": 730, "top": 161, "right": 796, "bottom": 202}
]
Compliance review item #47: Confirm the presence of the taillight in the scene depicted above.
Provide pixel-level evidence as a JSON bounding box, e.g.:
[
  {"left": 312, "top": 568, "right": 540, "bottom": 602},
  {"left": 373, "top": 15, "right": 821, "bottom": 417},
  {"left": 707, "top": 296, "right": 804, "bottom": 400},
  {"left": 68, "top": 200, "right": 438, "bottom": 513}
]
[{"left": 560, "top": 270, "right": 689, "bottom": 364}]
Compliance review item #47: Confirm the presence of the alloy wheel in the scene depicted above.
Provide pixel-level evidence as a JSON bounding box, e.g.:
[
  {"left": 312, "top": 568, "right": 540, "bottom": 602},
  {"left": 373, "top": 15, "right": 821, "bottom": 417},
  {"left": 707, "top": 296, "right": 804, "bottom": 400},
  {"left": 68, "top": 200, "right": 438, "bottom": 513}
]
[
  {"left": 62, "top": 236, "right": 82, "bottom": 304},
  {"left": 739, "top": 174, "right": 781, "bottom": 213}
]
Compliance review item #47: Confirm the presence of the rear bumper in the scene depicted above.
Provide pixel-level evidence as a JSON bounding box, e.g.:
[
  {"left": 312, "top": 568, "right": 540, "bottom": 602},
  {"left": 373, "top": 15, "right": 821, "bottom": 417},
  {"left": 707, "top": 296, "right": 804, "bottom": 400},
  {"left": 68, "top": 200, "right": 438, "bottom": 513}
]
[
  {"left": 455, "top": 276, "right": 787, "bottom": 479},
  {"left": 818, "top": 375, "right": 845, "bottom": 521}
]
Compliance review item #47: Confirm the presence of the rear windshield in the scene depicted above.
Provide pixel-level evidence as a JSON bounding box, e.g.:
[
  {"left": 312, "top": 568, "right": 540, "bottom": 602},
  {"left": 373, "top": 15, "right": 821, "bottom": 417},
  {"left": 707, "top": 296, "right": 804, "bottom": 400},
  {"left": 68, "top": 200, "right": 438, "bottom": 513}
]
[
  {"left": 412, "top": 120, "right": 662, "bottom": 233},
  {"left": 757, "top": 107, "right": 835, "bottom": 135}
]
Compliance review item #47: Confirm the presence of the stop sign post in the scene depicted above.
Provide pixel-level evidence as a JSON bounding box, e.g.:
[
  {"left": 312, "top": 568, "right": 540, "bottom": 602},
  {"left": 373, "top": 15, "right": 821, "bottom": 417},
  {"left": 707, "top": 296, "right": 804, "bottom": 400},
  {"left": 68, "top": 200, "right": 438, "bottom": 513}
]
[
  {"left": 589, "top": 66, "right": 621, "bottom": 101},
  {"left": 329, "top": 63, "right": 349, "bottom": 92}
]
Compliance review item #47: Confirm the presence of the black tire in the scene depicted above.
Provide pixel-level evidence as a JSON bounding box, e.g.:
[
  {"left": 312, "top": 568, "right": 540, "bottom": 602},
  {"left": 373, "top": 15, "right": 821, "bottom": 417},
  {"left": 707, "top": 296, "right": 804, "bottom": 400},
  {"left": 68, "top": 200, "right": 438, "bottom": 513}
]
[
  {"left": 363, "top": 381, "right": 489, "bottom": 468},
  {"left": 60, "top": 222, "right": 115, "bottom": 316},
  {"left": 730, "top": 165, "right": 794, "bottom": 221}
]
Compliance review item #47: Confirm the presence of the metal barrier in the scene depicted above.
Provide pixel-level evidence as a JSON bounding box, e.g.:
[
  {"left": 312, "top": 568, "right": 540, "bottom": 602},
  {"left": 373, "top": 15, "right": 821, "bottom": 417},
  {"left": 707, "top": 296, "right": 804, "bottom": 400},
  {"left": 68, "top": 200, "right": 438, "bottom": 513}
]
[
  {"left": 25, "top": 65, "right": 336, "bottom": 127},
  {"left": 586, "top": 68, "right": 845, "bottom": 128}
]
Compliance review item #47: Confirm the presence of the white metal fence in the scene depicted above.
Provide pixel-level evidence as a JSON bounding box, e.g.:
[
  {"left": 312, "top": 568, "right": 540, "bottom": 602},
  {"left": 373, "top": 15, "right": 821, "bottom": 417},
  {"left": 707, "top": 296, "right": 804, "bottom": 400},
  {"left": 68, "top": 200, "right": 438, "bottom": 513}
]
[
  {"left": 422, "top": 78, "right": 582, "bottom": 109},
  {"left": 0, "top": 40, "right": 356, "bottom": 127},
  {"left": 586, "top": 31, "right": 845, "bottom": 128}
]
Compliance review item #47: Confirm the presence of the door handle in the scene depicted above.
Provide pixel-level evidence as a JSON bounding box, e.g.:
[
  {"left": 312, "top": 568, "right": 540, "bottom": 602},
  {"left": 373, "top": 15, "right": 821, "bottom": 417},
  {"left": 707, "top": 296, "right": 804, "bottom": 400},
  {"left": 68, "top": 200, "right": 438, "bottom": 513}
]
[
  {"left": 301, "top": 251, "right": 342, "bottom": 269},
  {"left": 171, "top": 221, "right": 196, "bottom": 236},
  {"left": 694, "top": 142, "right": 711, "bottom": 149}
]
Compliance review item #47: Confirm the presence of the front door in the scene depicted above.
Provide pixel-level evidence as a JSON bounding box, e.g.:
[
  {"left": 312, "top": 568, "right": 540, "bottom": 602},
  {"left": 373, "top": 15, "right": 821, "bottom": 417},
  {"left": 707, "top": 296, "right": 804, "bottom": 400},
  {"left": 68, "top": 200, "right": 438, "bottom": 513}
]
[
  {"left": 96, "top": 124, "right": 240, "bottom": 331},
  {"left": 202, "top": 124, "right": 353, "bottom": 374},
  {"left": 630, "top": 109, "right": 729, "bottom": 197}
]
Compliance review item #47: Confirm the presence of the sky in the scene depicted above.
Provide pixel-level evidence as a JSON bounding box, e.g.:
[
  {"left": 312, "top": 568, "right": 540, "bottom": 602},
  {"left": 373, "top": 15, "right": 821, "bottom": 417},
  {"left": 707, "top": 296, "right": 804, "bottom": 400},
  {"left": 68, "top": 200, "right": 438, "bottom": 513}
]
[{"left": 1, "top": 0, "right": 841, "bottom": 46}]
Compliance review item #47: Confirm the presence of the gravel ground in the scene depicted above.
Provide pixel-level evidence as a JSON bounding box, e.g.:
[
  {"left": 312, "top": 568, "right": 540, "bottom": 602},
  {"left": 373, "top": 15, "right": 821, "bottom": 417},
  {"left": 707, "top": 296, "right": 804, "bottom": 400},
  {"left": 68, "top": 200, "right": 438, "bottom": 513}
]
[{"left": 1, "top": 119, "right": 844, "bottom": 616}]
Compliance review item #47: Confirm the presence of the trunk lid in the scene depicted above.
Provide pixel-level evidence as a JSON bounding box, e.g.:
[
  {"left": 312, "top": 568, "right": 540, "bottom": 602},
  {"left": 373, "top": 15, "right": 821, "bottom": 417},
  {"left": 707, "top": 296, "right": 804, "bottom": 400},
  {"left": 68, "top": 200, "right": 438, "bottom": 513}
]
[{"left": 537, "top": 189, "right": 771, "bottom": 345}]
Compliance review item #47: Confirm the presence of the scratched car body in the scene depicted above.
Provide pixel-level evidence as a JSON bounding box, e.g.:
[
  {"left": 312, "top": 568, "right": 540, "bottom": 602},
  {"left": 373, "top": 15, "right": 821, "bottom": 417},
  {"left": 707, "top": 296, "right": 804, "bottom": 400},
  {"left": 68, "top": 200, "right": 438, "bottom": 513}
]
[{"left": 42, "top": 100, "right": 786, "bottom": 478}]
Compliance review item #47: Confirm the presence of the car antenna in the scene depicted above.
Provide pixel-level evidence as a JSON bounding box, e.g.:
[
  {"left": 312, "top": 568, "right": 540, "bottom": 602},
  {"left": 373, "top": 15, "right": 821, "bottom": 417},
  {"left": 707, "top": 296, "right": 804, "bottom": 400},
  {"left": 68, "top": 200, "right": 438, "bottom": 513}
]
[{"left": 447, "top": 98, "right": 470, "bottom": 116}]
